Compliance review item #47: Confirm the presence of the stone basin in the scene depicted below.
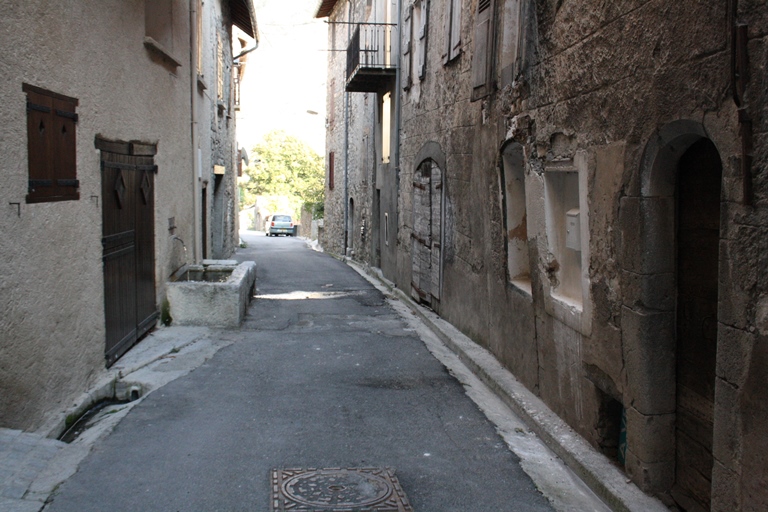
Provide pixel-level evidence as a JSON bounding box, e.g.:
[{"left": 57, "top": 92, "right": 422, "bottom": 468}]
[{"left": 167, "top": 260, "right": 256, "bottom": 327}]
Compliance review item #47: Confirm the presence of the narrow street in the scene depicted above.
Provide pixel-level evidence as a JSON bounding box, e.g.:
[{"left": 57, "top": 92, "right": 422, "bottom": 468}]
[{"left": 41, "top": 231, "right": 607, "bottom": 511}]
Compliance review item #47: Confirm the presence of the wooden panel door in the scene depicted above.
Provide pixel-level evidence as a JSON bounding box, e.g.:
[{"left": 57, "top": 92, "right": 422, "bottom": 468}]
[{"left": 100, "top": 146, "right": 157, "bottom": 367}]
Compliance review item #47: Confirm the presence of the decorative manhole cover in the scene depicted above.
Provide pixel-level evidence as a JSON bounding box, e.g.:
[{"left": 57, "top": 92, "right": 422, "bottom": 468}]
[{"left": 270, "top": 467, "right": 413, "bottom": 511}]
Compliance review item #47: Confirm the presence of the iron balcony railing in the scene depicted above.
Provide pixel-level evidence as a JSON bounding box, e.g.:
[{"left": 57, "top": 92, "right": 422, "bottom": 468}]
[{"left": 346, "top": 23, "right": 397, "bottom": 91}]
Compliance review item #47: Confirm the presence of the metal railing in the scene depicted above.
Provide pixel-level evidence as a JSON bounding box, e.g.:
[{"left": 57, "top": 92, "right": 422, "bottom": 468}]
[{"left": 346, "top": 23, "right": 397, "bottom": 83}]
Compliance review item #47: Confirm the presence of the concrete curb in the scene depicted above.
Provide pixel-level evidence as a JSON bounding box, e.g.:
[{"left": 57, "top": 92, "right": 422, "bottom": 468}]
[{"left": 344, "top": 259, "right": 668, "bottom": 512}]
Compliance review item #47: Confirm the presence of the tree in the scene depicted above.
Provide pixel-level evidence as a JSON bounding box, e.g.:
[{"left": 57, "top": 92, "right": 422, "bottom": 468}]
[{"left": 240, "top": 130, "right": 324, "bottom": 218}]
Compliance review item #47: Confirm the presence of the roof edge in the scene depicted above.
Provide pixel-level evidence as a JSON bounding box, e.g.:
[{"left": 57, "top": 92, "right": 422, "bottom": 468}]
[{"left": 315, "top": 0, "right": 340, "bottom": 18}]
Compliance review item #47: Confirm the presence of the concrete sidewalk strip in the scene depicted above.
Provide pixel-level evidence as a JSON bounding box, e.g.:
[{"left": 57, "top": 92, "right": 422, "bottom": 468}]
[
  {"left": 0, "top": 429, "right": 66, "bottom": 511},
  {"left": 345, "top": 259, "right": 668, "bottom": 512}
]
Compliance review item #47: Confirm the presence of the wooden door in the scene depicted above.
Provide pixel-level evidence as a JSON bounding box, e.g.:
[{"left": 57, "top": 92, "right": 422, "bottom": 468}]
[
  {"left": 411, "top": 160, "right": 442, "bottom": 306},
  {"left": 99, "top": 141, "right": 158, "bottom": 366}
]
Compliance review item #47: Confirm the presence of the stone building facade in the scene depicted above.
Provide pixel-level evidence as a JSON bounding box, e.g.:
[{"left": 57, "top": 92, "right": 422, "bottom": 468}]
[
  {"left": 0, "top": 0, "right": 256, "bottom": 432},
  {"left": 317, "top": 0, "right": 768, "bottom": 510}
]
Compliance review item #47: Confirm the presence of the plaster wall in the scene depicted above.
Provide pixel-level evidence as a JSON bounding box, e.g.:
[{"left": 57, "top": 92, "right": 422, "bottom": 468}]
[{"left": 0, "top": 0, "right": 194, "bottom": 431}]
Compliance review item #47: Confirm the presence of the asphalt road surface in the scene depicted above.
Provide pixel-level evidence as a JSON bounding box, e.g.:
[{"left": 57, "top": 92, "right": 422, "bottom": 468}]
[{"left": 44, "top": 231, "right": 555, "bottom": 511}]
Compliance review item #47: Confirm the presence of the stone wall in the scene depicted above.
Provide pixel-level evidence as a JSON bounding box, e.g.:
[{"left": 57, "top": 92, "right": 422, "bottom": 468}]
[
  {"left": 200, "top": 1, "right": 240, "bottom": 260},
  {"left": 321, "top": 0, "right": 768, "bottom": 508}
]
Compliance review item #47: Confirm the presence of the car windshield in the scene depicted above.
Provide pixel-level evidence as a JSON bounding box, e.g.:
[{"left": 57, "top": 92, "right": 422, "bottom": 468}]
[{"left": 274, "top": 215, "right": 291, "bottom": 222}]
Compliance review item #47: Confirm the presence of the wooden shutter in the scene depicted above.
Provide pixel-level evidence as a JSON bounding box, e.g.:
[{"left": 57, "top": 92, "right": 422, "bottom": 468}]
[
  {"left": 471, "top": 0, "right": 494, "bottom": 100},
  {"left": 449, "top": 0, "right": 461, "bottom": 59},
  {"left": 24, "top": 84, "right": 79, "bottom": 203},
  {"left": 403, "top": 4, "right": 413, "bottom": 90},
  {"left": 417, "top": 0, "right": 428, "bottom": 79},
  {"left": 328, "top": 152, "right": 335, "bottom": 190},
  {"left": 442, "top": 0, "right": 461, "bottom": 63}
]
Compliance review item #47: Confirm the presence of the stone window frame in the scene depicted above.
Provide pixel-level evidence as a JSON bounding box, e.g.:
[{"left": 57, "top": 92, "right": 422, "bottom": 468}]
[
  {"left": 499, "top": 141, "right": 532, "bottom": 296},
  {"left": 540, "top": 151, "right": 592, "bottom": 336}
]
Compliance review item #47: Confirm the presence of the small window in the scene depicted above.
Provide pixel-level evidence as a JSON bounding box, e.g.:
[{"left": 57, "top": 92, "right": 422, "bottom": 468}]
[
  {"left": 471, "top": 0, "right": 495, "bottom": 100},
  {"left": 144, "top": 0, "right": 181, "bottom": 68},
  {"left": 403, "top": 5, "right": 413, "bottom": 89},
  {"left": 381, "top": 93, "right": 391, "bottom": 163},
  {"left": 217, "top": 32, "right": 225, "bottom": 102},
  {"left": 328, "top": 152, "right": 335, "bottom": 190},
  {"left": 384, "top": 212, "right": 389, "bottom": 246},
  {"left": 443, "top": 0, "right": 462, "bottom": 63},
  {"left": 415, "top": 0, "right": 429, "bottom": 80},
  {"left": 23, "top": 84, "right": 79, "bottom": 203},
  {"left": 145, "top": 0, "right": 174, "bottom": 52}
]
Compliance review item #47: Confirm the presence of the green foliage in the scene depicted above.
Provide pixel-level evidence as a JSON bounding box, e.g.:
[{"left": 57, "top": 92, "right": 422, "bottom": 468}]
[
  {"left": 161, "top": 298, "right": 172, "bottom": 326},
  {"left": 241, "top": 130, "right": 324, "bottom": 218}
]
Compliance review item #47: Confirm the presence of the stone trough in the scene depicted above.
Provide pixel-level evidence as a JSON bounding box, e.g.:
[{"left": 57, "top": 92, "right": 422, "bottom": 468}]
[{"left": 167, "top": 259, "right": 256, "bottom": 327}]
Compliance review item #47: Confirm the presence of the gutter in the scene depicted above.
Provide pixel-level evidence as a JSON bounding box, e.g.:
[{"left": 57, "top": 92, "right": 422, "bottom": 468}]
[
  {"left": 393, "top": 0, "right": 402, "bottom": 260},
  {"left": 343, "top": 0, "right": 351, "bottom": 254},
  {"left": 190, "top": 0, "right": 201, "bottom": 263}
]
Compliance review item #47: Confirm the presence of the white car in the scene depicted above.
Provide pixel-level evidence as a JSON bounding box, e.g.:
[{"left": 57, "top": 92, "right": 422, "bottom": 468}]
[{"left": 265, "top": 214, "right": 296, "bottom": 236}]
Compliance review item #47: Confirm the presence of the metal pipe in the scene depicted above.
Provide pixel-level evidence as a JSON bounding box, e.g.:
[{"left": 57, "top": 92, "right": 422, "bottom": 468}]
[
  {"left": 343, "top": 0, "right": 352, "bottom": 254},
  {"left": 393, "top": 0, "right": 402, "bottom": 248},
  {"left": 233, "top": 42, "right": 259, "bottom": 62},
  {"left": 190, "top": 0, "right": 201, "bottom": 263}
]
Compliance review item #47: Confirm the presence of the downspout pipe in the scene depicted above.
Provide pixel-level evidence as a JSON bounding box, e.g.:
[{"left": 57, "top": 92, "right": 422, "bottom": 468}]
[
  {"left": 393, "top": 0, "right": 402, "bottom": 253},
  {"left": 190, "top": 0, "right": 201, "bottom": 263},
  {"left": 233, "top": 43, "right": 258, "bottom": 62},
  {"left": 343, "top": 0, "right": 351, "bottom": 255}
]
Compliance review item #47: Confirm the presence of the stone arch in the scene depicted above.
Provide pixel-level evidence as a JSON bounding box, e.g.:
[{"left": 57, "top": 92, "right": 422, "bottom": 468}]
[
  {"left": 620, "top": 120, "right": 723, "bottom": 505},
  {"left": 414, "top": 141, "right": 447, "bottom": 172}
]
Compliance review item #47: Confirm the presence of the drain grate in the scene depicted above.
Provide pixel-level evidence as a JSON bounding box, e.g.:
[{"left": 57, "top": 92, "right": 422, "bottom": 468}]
[{"left": 270, "top": 467, "right": 413, "bottom": 511}]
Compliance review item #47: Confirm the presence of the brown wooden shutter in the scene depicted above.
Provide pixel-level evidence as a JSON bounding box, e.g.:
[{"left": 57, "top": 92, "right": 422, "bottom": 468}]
[
  {"left": 471, "top": 0, "right": 494, "bottom": 101},
  {"left": 329, "top": 152, "right": 335, "bottom": 190},
  {"left": 24, "top": 84, "right": 79, "bottom": 203},
  {"left": 26, "top": 90, "right": 55, "bottom": 202},
  {"left": 53, "top": 97, "right": 79, "bottom": 197}
]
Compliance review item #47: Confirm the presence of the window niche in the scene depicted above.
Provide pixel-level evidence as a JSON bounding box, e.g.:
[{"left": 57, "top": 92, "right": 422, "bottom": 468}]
[
  {"left": 144, "top": 0, "right": 181, "bottom": 68},
  {"left": 500, "top": 142, "right": 530, "bottom": 294},
  {"left": 380, "top": 92, "right": 392, "bottom": 164},
  {"left": 542, "top": 152, "right": 591, "bottom": 335}
]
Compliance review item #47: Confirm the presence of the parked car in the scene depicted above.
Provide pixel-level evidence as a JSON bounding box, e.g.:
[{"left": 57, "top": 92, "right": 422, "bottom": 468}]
[{"left": 265, "top": 214, "right": 296, "bottom": 236}]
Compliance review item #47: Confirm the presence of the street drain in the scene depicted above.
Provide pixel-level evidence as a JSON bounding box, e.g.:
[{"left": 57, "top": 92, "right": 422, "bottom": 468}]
[{"left": 270, "top": 467, "right": 413, "bottom": 511}]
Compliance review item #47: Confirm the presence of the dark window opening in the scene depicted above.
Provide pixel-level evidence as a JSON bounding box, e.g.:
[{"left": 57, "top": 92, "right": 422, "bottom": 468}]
[
  {"left": 328, "top": 151, "right": 335, "bottom": 190},
  {"left": 595, "top": 390, "right": 625, "bottom": 466}
]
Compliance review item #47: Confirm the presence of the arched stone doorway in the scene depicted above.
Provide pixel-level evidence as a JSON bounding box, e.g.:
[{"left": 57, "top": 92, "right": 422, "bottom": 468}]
[
  {"left": 620, "top": 121, "right": 722, "bottom": 510},
  {"left": 673, "top": 138, "right": 721, "bottom": 511},
  {"left": 411, "top": 158, "right": 443, "bottom": 308}
]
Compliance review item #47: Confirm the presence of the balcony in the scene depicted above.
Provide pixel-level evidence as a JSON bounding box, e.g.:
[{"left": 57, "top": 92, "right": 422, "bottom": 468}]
[{"left": 346, "top": 23, "right": 397, "bottom": 93}]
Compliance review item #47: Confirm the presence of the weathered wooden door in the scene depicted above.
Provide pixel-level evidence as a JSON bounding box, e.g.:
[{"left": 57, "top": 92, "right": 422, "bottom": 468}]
[
  {"left": 411, "top": 160, "right": 442, "bottom": 307},
  {"left": 98, "top": 139, "right": 158, "bottom": 367}
]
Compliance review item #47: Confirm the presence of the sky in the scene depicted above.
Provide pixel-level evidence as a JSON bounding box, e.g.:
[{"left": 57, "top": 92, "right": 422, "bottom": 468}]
[{"left": 236, "top": 0, "right": 328, "bottom": 155}]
